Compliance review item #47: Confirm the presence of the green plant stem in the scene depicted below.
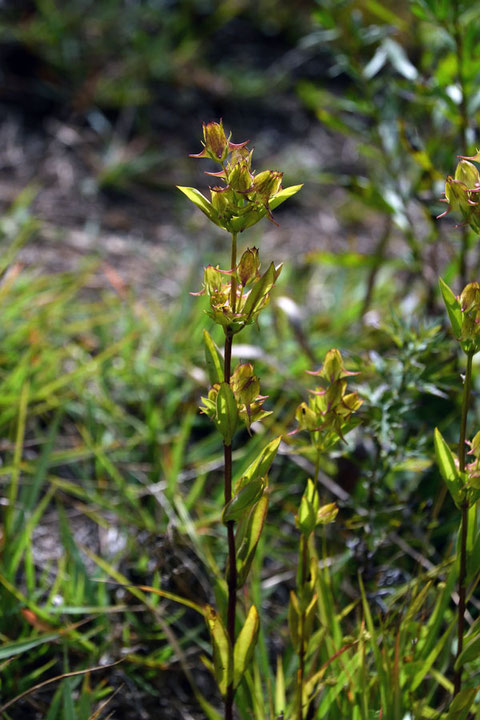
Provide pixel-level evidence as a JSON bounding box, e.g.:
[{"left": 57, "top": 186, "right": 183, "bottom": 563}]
[
  {"left": 230, "top": 232, "right": 237, "bottom": 313},
  {"left": 453, "top": 349, "right": 473, "bottom": 697},
  {"left": 297, "top": 534, "right": 309, "bottom": 720},
  {"left": 297, "top": 442, "right": 322, "bottom": 720},
  {"left": 224, "top": 232, "right": 238, "bottom": 720}
]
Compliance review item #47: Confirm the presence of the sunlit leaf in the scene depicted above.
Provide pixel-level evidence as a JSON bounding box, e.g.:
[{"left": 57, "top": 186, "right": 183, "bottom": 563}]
[{"left": 233, "top": 604, "right": 259, "bottom": 689}]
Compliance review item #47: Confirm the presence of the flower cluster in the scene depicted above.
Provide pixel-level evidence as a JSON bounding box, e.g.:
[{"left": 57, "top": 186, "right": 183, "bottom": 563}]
[
  {"left": 178, "top": 120, "right": 302, "bottom": 233},
  {"left": 440, "top": 278, "right": 480, "bottom": 355},
  {"left": 295, "top": 349, "right": 362, "bottom": 446},
  {"left": 438, "top": 155, "right": 480, "bottom": 234},
  {"left": 200, "top": 363, "right": 270, "bottom": 433},
  {"left": 193, "top": 248, "right": 282, "bottom": 334}
]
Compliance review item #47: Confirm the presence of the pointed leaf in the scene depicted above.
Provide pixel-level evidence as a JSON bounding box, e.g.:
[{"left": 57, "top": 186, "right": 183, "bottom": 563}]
[
  {"left": 236, "top": 494, "right": 269, "bottom": 588},
  {"left": 288, "top": 591, "right": 300, "bottom": 651},
  {"left": 446, "top": 687, "right": 477, "bottom": 718},
  {"left": 243, "top": 263, "right": 280, "bottom": 320},
  {"left": 215, "top": 382, "right": 238, "bottom": 446},
  {"left": 236, "top": 436, "right": 281, "bottom": 492},
  {"left": 454, "top": 633, "right": 480, "bottom": 670},
  {"left": 177, "top": 186, "right": 220, "bottom": 226},
  {"left": 275, "top": 656, "right": 286, "bottom": 717},
  {"left": 233, "top": 605, "right": 260, "bottom": 689},
  {"left": 204, "top": 605, "right": 232, "bottom": 698},
  {"left": 434, "top": 428, "right": 463, "bottom": 508},
  {"left": 439, "top": 277, "right": 462, "bottom": 340},
  {"left": 269, "top": 185, "right": 303, "bottom": 210},
  {"left": 222, "top": 478, "right": 265, "bottom": 523},
  {"left": 0, "top": 632, "right": 61, "bottom": 660},
  {"left": 203, "top": 330, "right": 223, "bottom": 385}
]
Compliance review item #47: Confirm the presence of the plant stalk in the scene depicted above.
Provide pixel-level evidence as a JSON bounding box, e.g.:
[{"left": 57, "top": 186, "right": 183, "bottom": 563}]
[
  {"left": 453, "top": 350, "right": 473, "bottom": 696},
  {"left": 224, "top": 233, "right": 238, "bottom": 720},
  {"left": 297, "top": 534, "right": 309, "bottom": 720}
]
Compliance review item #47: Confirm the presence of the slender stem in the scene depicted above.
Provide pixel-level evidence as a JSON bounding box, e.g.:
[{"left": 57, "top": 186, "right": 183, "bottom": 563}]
[
  {"left": 297, "top": 442, "right": 321, "bottom": 720},
  {"left": 458, "top": 351, "right": 473, "bottom": 472},
  {"left": 230, "top": 232, "right": 238, "bottom": 313},
  {"left": 224, "top": 233, "right": 238, "bottom": 720},
  {"left": 453, "top": 350, "right": 473, "bottom": 697},
  {"left": 297, "top": 534, "right": 309, "bottom": 720}
]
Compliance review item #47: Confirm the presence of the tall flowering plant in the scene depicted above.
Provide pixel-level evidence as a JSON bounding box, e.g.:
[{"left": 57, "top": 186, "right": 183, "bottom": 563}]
[
  {"left": 438, "top": 152, "right": 480, "bottom": 706},
  {"left": 179, "top": 121, "right": 302, "bottom": 720}
]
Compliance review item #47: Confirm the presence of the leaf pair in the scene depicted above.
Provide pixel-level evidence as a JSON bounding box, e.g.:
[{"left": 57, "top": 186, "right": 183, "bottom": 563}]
[{"left": 204, "top": 604, "right": 259, "bottom": 698}]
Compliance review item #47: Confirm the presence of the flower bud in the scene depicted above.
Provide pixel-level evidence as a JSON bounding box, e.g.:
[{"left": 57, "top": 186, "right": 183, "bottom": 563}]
[
  {"left": 459, "top": 282, "right": 480, "bottom": 345},
  {"left": 228, "top": 161, "right": 253, "bottom": 192},
  {"left": 444, "top": 177, "right": 471, "bottom": 215},
  {"left": 252, "top": 170, "right": 283, "bottom": 201},
  {"left": 455, "top": 160, "right": 480, "bottom": 189},
  {"left": 190, "top": 120, "right": 249, "bottom": 164},
  {"left": 231, "top": 363, "right": 260, "bottom": 407},
  {"left": 460, "top": 282, "right": 480, "bottom": 314},
  {"left": 237, "top": 247, "right": 259, "bottom": 287},
  {"left": 316, "top": 502, "right": 339, "bottom": 525},
  {"left": 308, "top": 348, "right": 359, "bottom": 384}
]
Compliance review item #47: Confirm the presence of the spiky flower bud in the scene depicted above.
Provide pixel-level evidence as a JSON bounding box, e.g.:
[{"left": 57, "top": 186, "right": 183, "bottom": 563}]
[
  {"left": 294, "top": 349, "right": 362, "bottom": 445},
  {"left": 438, "top": 154, "right": 480, "bottom": 233}
]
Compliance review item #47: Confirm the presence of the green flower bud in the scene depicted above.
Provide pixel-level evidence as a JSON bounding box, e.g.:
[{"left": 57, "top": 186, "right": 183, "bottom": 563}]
[
  {"left": 237, "top": 247, "right": 259, "bottom": 287},
  {"left": 252, "top": 170, "right": 283, "bottom": 200},
  {"left": 316, "top": 502, "right": 339, "bottom": 525},
  {"left": 308, "top": 349, "right": 359, "bottom": 389},
  {"left": 231, "top": 363, "right": 260, "bottom": 407},
  {"left": 210, "top": 188, "right": 231, "bottom": 214},
  {"left": 444, "top": 177, "right": 472, "bottom": 215},
  {"left": 296, "top": 494, "right": 316, "bottom": 536},
  {"left": 455, "top": 160, "right": 480, "bottom": 189},
  {"left": 460, "top": 282, "right": 480, "bottom": 314},
  {"left": 228, "top": 162, "right": 253, "bottom": 193},
  {"left": 190, "top": 120, "right": 249, "bottom": 164},
  {"left": 295, "top": 402, "right": 318, "bottom": 432},
  {"left": 459, "top": 282, "right": 480, "bottom": 345}
]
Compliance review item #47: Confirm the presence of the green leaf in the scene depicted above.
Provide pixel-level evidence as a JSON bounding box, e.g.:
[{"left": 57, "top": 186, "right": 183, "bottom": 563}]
[
  {"left": 446, "top": 687, "right": 477, "bottom": 718},
  {"left": 275, "top": 656, "right": 286, "bottom": 718},
  {"left": 269, "top": 185, "right": 303, "bottom": 211},
  {"left": 177, "top": 186, "right": 220, "bottom": 226},
  {"left": 236, "top": 436, "right": 281, "bottom": 492},
  {"left": 242, "top": 262, "right": 277, "bottom": 320},
  {"left": 222, "top": 478, "right": 265, "bottom": 523},
  {"left": 233, "top": 604, "right": 260, "bottom": 690},
  {"left": 0, "top": 632, "right": 61, "bottom": 660},
  {"left": 288, "top": 591, "right": 300, "bottom": 652},
  {"left": 204, "top": 605, "right": 232, "bottom": 698},
  {"left": 215, "top": 382, "right": 238, "bottom": 446},
  {"left": 434, "top": 428, "right": 463, "bottom": 508},
  {"left": 439, "top": 277, "right": 462, "bottom": 340},
  {"left": 454, "top": 633, "right": 480, "bottom": 670},
  {"left": 296, "top": 494, "right": 316, "bottom": 536},
  {"left": 236, "top": 494, "right": 269, "bottom": 588},
  {"left": 303, "top": 592, "right": 318, "bottom": 642},
  {"left": 203, "top": 329, "right": 223, "bottom": 385}
]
